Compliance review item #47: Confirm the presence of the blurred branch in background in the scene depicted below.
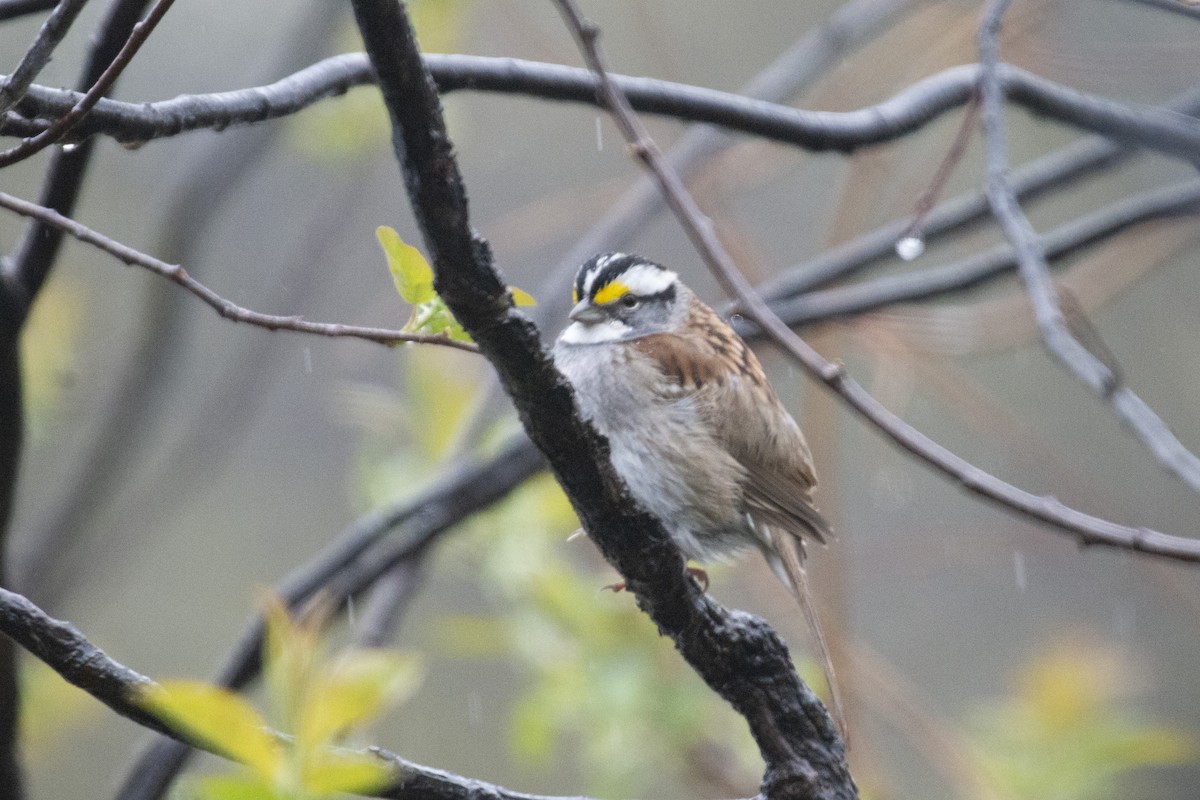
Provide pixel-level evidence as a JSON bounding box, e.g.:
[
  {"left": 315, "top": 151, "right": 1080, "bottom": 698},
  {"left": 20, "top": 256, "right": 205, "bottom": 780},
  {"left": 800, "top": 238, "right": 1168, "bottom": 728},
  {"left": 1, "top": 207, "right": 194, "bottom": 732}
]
[
  {"left": 115, "top": 436, "right": 543, "bottom": 800},
  {"left": 0, "top": 1, "right": 159, "bottom": 795},
  {"left": 756, "top": 80, "right": 1200, "bottom": 298},
  {"left": 754, "top": 179, "right": 1200, "bottom": 326},
  {"left": 12, "top": 0, "right": 349, "bottom": 604},
  {"left": 978, "top": 0, "right": 1200, "bottom": 492}
]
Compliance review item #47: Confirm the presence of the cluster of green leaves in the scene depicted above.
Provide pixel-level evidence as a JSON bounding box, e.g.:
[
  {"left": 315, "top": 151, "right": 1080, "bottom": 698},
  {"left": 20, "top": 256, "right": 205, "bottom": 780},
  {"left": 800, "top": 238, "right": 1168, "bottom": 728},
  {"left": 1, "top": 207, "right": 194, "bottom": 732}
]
[
  {"left": 376, "top": 225, "right": 534, "bottom": 345},
  {"left": 136, "top": 596, "right": 423, "bottom": 800},
  {"left": 968, "top": 636, "right": 1193, "bottom": 800}
]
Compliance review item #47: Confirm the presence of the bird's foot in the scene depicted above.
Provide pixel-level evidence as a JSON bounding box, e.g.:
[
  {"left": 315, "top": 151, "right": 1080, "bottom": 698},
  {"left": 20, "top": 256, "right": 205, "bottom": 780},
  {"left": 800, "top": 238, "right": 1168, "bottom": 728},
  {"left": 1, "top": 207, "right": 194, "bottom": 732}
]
[{"left": 602, "top": 566, "right": 709, "bottom": 594}]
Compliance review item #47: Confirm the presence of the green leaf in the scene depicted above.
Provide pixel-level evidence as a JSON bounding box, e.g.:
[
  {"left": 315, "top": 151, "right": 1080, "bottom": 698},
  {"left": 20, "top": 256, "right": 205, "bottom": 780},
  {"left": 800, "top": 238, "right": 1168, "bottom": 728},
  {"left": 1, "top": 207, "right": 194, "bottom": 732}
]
[
  {"left": 302, "top": 650, "right": 423, "bottom": 746},
  {"left": 405, "top": 298, "right": 472, "bottom": 343},
  {"left": 377, "top": 226, "right": 435, "bottom": 305},
  {"left": 135, "top": 681, "right": 281, "bottom": 779},
  {"left": 261, "top": 595, "right": 322, "bottom": 736},
  {"left": 190, "top": 773, "right": 285, "bottom": 800},
  {"left": 304, "top": 748, "right": 396, "bottom": 795}
]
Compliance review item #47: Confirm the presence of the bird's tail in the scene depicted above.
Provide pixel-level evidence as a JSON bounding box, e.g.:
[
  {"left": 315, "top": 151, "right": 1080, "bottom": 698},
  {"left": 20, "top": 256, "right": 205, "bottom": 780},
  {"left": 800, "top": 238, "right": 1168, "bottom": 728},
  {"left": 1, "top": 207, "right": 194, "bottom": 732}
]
[{"left": 772, "top": 535, "right": 848, "bottom": 743}]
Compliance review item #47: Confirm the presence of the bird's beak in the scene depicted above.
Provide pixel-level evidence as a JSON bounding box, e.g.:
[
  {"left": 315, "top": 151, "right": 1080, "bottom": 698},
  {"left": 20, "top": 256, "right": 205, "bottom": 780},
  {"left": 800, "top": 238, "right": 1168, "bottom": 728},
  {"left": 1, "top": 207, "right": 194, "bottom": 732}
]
[{"left": 568, "top": 300, "right": 607, "bottom": 325}]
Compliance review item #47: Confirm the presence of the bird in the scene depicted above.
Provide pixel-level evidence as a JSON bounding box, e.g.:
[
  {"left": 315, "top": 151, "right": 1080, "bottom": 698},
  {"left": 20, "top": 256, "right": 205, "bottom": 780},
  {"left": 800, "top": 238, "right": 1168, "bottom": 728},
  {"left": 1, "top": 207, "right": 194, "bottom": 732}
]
[{"left": 552, "top": 252, "right": 845, "bottom": 736}]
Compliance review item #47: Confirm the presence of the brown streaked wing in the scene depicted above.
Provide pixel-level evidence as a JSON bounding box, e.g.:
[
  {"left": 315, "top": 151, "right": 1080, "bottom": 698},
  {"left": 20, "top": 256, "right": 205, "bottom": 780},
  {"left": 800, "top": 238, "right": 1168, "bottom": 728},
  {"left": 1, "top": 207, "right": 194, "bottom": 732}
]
[
  {"left": 630, "top": 297, "right": 830, "bottom": 542},
  {"left": 687, "top": 301, "right": 831, "bottom": 543}
]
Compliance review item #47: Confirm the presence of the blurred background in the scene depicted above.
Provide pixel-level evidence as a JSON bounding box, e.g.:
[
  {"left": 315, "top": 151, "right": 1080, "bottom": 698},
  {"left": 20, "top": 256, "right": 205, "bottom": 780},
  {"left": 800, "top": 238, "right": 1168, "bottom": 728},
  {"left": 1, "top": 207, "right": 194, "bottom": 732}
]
[{"left": 4, "top": 0, "right": 1200, "bottom": 797}]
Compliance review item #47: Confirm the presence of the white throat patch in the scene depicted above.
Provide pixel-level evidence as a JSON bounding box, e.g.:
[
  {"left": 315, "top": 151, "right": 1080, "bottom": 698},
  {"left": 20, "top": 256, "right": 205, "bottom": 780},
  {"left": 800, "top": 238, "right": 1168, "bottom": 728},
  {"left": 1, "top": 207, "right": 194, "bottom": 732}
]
[{"left": 558, "top": 318, "right": 632, "bottom": 345}]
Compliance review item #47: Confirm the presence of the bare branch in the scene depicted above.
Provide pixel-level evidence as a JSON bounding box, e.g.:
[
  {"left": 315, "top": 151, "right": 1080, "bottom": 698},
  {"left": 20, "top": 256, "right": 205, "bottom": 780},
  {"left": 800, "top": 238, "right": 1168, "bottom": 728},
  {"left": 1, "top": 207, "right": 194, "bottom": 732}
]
[
  {"left": 0, "top": 0, "right": 177, "bottom": 167},
  {"left": 0, "top": 0, "right": 91, "bottom": 116},
  {"left": 3, "top": 0, "right": 157, "bottom": 323},
  {"left": 350, "top": 2, "right": 852, "bottom": 798},
  {"left": 0, "top": 191, "right": 480, "bottom": 353},
  {"left": 7, "top": 56, "right": 1200, "bottom": 164},
  {"left": 1121, "top": 0, "right": 1200, "bottom": 19}
]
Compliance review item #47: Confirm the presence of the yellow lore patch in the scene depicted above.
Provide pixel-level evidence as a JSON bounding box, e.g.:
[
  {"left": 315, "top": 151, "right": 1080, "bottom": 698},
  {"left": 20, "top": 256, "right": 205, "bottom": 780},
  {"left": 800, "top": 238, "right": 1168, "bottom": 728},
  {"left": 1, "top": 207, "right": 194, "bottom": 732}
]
[{"left": 592, "top": 280, "right": 630, "bottom": 306}]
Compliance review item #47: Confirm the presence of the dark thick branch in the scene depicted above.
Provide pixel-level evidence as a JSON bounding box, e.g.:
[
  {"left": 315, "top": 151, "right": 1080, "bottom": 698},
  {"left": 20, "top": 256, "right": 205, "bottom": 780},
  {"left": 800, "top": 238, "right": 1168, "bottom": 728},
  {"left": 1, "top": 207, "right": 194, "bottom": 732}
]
[
  {"left": 6, "top": 56, "right": 1200, "bottom": 164},
  {"left": 0, "top": 587, "right": 162, "bottom": 733},
  {"left": 348, "top": 1, "right": 850, "bottom": 799}
]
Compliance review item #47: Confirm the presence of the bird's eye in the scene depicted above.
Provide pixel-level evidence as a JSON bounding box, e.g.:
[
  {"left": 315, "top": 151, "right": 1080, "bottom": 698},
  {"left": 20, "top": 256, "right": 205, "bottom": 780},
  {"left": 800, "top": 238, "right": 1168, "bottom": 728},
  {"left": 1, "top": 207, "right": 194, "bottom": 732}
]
[{"left": 620, "top": 295, "right": 640, "bottom": 310}]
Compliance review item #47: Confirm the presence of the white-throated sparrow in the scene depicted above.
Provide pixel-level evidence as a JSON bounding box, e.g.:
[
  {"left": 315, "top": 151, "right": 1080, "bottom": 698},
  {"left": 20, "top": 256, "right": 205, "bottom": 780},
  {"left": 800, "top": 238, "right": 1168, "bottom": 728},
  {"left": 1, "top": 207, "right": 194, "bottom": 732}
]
[{"left": 553, "top": 252, "right": 845, "bottom": 734}]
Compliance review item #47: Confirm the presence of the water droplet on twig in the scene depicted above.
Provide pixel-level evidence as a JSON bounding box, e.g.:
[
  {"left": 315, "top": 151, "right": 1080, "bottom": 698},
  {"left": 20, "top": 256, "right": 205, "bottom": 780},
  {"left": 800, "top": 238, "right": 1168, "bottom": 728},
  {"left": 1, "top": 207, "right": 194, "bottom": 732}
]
[{"left": 895, "top": 235, "right": 924, "bottom": 261}]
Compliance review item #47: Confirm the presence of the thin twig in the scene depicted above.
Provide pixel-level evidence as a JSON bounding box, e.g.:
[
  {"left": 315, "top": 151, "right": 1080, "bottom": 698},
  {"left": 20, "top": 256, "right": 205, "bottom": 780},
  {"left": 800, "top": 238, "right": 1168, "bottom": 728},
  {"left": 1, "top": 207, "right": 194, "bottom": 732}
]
[
  {"left": 0, "top": 0, "right": 92, "bottom": 116},
  {"left": 977, "top": 0, "right": 1200, "bottom": 493},
  {"left": 0, "top": 191, "right": 480, "bottom": 353},
  {"left": 550, "top": 0, "right": 1200, "bottom": 563},
  {"left": 898, "top": 90, "right": 981, "bottom": 249},
  {"left": 0, "top": 0, "right": 176, "bottom": 167}
]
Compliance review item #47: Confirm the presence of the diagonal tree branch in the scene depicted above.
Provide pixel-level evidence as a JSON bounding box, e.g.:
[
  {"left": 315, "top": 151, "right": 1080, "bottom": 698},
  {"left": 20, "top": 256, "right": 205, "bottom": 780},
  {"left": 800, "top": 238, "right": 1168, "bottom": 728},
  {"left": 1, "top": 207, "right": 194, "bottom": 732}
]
[
  {"left": 348, "top": 1, "right": 853, "bottom": 798},
  {"left": 3, "top": 0, "right": 154, "bottom": 322}
]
